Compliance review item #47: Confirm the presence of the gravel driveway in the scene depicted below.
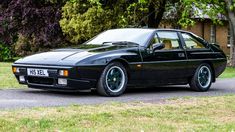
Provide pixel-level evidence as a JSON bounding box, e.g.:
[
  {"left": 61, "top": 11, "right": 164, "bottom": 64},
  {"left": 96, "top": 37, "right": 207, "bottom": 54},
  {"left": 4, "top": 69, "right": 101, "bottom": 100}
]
[{"left": 0, "top": 78, "right": 234, "bottom": 109}]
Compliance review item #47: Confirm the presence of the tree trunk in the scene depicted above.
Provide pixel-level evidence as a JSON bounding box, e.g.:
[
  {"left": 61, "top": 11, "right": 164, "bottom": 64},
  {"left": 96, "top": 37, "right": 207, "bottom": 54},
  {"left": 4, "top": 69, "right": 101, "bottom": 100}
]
[
  {"left": 229, "top": 21, "right": 235, "bottom": 66},
  {"left": 147, "top": 0, "right": 166, "bottom": 28},
  {"left": 225, "top": 0, "right": 235, "bottom": 66},
  {"left": 155, "top": 0, "right": 166, "bottom": 28},
  {"left": 147, "top": 1, "right": 156, "bottom": 28}
]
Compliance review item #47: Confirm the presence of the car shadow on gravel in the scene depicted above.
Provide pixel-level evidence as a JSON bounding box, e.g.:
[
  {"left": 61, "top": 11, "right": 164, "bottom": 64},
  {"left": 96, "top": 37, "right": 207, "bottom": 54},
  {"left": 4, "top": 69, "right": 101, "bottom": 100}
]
[
  {"left": 23, "top": 88, "right": 97, "bottom": 97},
  {"left": 126, "top": 85, "right": 192, "bottom": 93},
  {"left": 20, "top": 85, "right": 218, "bottom": 97}
]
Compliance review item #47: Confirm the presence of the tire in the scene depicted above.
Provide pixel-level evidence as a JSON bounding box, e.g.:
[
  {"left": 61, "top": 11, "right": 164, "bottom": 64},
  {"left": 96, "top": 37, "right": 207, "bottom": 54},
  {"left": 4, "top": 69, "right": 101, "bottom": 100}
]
[
  {"left": 97, "top": 62, "right": 128, "bottom": 96},
  {"left": 189, "top": 63, "right": 213, "bottom": 92}
]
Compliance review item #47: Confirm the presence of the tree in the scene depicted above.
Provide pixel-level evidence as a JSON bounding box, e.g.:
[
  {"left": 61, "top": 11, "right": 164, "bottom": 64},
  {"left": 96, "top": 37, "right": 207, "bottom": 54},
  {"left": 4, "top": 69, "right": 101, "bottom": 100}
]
[
  {"left": 60, "top": 0, "right": 128, "bottom": 44},
  {"left": 225, "top": 0, "right": 235, "bottom": 66},
  {"left": 126, "top": 0, "right": 179, "bottom": 28},
  {"left": 60, "top": 0, "right": 179, "bottom": 44},
  {"left": 179, "top": 0, "right": 235, "bottom": 66},
  {"left": 0, "top": 0, "right": 67, "bottom": 56}
]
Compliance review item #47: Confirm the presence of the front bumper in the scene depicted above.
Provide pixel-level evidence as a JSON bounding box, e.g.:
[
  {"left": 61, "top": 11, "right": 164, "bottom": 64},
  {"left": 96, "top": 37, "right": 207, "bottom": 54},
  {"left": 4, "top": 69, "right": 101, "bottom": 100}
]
[{"left": 12, "top": 64, "right": 96, "bottom": 91}]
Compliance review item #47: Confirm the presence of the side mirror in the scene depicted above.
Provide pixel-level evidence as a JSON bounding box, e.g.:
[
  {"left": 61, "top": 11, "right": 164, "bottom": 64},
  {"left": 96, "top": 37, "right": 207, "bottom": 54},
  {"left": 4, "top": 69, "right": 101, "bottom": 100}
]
[{"left": 153, "top": 43, "right": 165, "bottom": 52}]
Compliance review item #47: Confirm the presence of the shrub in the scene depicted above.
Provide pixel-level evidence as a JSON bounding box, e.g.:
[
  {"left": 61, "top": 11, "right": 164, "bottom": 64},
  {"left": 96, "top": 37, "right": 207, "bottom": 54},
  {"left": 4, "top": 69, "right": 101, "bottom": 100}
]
[
  {"left": 14, "top": 34, "right": 32, "bottom": 56},
  {"left": 0, "top": 42, "right": 13, "bottom": 61},
  {"left": 0, "top": 0, "right": 67, "bottom": 57}
]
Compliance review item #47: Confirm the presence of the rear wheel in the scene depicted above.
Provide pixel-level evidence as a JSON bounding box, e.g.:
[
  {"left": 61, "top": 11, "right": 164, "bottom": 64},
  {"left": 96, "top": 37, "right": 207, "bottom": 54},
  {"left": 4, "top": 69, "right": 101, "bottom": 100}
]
[
  {"left": 97, "top": 62, "right": 128, "bottom": 96},
  {"left": 190, "top": 63, "right": 212, "bottom": 92}
]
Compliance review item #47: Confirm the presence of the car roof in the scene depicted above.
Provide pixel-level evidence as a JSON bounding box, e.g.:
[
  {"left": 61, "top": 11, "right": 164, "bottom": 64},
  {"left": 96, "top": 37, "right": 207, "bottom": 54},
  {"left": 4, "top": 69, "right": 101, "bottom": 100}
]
[
  {"left": 108, "top": 28, "right": 192, "bottom": 34},
  {"left": 107, "top": 28, "right": 156, "bottom": 33},
  {"left": 156, "top": 29, "right": 195, "bottom": 35}
]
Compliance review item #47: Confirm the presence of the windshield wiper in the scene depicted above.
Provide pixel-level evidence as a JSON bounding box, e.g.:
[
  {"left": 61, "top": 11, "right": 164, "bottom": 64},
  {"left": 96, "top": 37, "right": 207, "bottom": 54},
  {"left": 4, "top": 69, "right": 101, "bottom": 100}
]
[{"left": 102, "top": 41, "right": 139, "bottom": 46}]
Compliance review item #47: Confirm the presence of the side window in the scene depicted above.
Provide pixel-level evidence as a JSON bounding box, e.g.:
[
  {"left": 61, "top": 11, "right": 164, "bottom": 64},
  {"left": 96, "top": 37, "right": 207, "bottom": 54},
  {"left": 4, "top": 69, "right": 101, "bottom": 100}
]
[
  {"left": 157, "top": 31, "right": 180, "bottom": 50},
  {"left": 182, "top": 33, "right": 206, "bottom": 49}
]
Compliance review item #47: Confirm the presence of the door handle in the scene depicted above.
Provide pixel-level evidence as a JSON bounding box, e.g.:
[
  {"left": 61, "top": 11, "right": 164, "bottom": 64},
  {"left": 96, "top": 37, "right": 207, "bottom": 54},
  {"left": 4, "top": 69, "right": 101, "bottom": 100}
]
[{"left": 178, "top": 53, "right": 185, "bottom": 57}]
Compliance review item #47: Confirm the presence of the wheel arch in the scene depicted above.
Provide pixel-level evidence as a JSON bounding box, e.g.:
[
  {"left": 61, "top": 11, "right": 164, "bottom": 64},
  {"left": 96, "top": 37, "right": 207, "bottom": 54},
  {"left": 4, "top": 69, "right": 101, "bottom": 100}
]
[
  {"left": 107, "top": 58, "right": 131, "bottom": 80},
  {"left": 201, "top": 60, "right": 216, "bottom": 82}
]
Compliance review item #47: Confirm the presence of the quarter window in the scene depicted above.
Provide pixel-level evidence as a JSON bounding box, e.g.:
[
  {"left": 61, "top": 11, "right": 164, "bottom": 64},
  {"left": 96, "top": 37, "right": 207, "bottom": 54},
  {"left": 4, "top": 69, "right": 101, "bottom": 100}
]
[
  {"left": 157, "top": 31, "right": 180, "bottom": 50},
  {"left": 182, "top": 33, "right": 206, "bottom": 49}
]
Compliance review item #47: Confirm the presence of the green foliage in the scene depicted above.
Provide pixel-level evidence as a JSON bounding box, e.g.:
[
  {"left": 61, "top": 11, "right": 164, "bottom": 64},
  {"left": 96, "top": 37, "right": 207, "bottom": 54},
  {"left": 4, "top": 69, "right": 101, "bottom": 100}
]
[
  {"left": 0, "top": 0, "right": 67, "bottom": 58},
  {"left": 126, "top": 1, "right": 148, "bottom": 26},
  {"left": 178, "top": 0, "right": 227, "bottom": 27},
  {"left": 0, "top": 42, "right": 13, "bottom": 61},
  {"left": 1, "top": 0, "right": 178, "bottom": 57},
  {"left": 88, "top": 0, "right": 102, "bottom": 6},
  {"left": 14, "top": 34, "right": 32, "bottom": 57},
  {"left": 138, "top": 0, "right": 148, "bottom": 4},
  {"left": 5, "top": 0, "right": 232, "bottom": 59},
  {"left": 177, "top": 1, "right": 196, "bottom": 27},
  {"left": 60, "top": 0, "right": 169, "bottom": 44},
  {"left": 228, "top": 0, "right": 235, "bottom": 12},
  {"left": 60, "top": 0, "right": 129, "bottom": 44}
]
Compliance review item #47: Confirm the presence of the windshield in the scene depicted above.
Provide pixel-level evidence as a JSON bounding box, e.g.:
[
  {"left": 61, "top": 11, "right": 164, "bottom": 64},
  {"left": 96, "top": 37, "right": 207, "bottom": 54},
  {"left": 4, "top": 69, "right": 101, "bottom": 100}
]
[{"left": 85, "top": 28, "right": 154, "bottom": 46}]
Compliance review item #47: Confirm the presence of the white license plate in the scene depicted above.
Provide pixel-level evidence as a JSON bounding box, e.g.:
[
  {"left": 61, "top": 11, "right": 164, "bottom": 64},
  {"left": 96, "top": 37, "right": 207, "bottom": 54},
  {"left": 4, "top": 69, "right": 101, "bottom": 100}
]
[{"left": 27, "top": 68, "right": 49, "bottom": 77}]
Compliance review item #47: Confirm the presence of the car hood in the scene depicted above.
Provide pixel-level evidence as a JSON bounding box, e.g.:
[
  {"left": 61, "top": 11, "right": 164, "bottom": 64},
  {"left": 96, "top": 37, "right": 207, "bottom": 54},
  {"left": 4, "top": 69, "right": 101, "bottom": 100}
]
[{"left": 14, "top": 45, "right": 135, "bottom": 66}]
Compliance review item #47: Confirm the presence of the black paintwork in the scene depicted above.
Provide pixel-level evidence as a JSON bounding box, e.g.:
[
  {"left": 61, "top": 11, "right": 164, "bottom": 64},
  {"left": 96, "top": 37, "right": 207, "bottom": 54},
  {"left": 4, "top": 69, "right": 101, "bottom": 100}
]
[{"left": 12, "top": 28, "right": 227, "bottom": 91}]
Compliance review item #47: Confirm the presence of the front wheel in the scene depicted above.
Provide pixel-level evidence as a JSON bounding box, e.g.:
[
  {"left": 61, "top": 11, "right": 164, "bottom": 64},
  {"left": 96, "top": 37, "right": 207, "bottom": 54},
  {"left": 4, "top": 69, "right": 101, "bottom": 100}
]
[
  {"left": 97, "top": 62, "right": 128, "bottom": 96},
  {"left": 190, "top": 63, "right": 213, "bottom": 92}
]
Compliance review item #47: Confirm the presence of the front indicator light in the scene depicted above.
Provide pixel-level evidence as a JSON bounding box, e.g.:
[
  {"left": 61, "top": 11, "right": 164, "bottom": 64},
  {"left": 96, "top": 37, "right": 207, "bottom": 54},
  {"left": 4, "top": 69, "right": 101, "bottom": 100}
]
[
  {"left": 59, "top": 70, "right": 69, "bottom": 77},
  {"left": 58, "top": 78, "right": 67, "bottom": 85},
  {"left": 12, "top": 67, "right": 20, "bottom": 73}
]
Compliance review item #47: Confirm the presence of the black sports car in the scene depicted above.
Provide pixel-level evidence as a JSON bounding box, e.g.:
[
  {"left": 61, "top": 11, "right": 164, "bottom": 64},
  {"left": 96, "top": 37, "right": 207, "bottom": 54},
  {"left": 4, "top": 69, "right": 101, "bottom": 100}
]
[{"left": 12, "top": 28, "right": 227, "bottom": 96}]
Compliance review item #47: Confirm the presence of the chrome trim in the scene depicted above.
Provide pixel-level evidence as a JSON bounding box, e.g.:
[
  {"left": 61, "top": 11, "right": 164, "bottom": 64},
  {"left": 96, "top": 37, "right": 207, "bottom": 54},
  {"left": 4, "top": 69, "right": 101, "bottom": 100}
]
[
  {"left": 129, "top": 58, "right": 226, "bottom": 64},
  {"left": 190, "top": 52, "right": 222, "bottom": 55}
]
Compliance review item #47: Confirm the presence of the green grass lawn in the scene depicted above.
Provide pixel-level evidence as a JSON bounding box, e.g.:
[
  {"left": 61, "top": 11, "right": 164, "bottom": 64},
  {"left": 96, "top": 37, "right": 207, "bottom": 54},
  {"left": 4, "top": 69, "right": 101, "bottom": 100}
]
[
  {"left": 0, "top": 62, "right": 235, "bottom": 89},
  {"left": 0, "top": 95, "right": 234, "bottom": 131},
  {"left": 0, "top": 62, "right": 26, "bottom": 89},
  {"left": 219, "top": 67, "right": 235, "bottom": 78}
]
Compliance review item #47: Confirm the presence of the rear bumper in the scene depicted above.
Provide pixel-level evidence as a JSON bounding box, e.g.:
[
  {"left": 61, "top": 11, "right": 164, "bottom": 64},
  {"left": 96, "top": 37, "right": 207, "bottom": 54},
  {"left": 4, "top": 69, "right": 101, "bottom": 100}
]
[{"left": 13, "top": 64, "right": 97, "bottom": 91}]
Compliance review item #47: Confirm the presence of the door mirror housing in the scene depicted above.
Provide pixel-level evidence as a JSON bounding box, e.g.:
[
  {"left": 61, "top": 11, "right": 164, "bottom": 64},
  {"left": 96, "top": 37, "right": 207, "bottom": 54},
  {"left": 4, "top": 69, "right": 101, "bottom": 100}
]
[{"left": 153, "top": 43, "right": 165, "bottom": 52}]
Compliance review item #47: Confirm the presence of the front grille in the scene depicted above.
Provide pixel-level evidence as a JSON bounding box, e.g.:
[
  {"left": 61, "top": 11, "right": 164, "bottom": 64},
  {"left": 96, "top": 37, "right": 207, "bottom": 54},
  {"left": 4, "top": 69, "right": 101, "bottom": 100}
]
[{"left": 28, "top": 77, "right": 54, "bottom": 85}]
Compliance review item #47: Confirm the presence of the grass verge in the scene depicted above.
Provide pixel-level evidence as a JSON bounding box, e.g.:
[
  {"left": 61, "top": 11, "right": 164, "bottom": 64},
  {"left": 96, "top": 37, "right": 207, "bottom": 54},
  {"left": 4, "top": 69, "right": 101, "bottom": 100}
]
[
  {"left": 0, "top": 95, "right": 235, "bottom": 131},
  {"left": 219, "top": 67, "right": 235, "bottom": 78},
  {"left": 0, "top": 62, "right": 26, "bottom": 89}
]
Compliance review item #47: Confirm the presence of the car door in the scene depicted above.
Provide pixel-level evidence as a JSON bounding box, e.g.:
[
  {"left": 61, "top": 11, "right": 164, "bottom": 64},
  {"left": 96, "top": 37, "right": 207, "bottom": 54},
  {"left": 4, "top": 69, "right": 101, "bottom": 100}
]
[
  {"left": 179, "top": 32, "right": 214, "bottom": 76},
  {"left": 141, "top": 31, "right": 188, "bottom": 85}
]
